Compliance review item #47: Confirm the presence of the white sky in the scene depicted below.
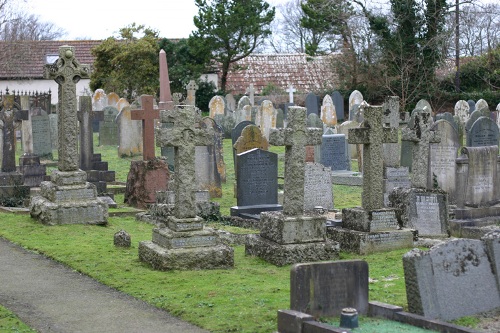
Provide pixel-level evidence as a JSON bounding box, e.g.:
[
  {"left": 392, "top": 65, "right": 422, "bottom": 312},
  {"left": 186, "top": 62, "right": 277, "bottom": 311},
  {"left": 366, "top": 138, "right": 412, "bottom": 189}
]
[{"left": 23, "top": 0, "right": 286, "bottom": 40}]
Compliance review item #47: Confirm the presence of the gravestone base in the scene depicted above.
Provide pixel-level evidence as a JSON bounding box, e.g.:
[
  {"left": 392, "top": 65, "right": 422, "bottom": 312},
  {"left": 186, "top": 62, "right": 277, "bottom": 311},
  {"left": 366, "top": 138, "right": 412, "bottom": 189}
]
[
  {"left": 244, "top": 211, "right": 339, "bottom": 266},
  {"left": 230, "top": 204, "right": 283, "bottom": 220},
  {"left": 245, "top": 234, "right": 339, "bottom": 267},
  {"left": 0, "top": 172, "right": 30, "bottom": 207},
  {"left": 449, "top": 205, "right": 500, "bottom": 238},
  {"left": 124, "top": 159, "right": 170, "bottom": 209},
  {"left": 29, "top": 169, "right": 108, "bottom": 225},
  {"left": 327, "top": 228, "right": 414, "bottom": 255},
  {"left": 18, "top": 155, "right": 47, "bottom": 187},
  {"left": 331, "top": 170, "right": 363, "bottom": 186},
  {"left": 342, "top": 207, "right": 400, "bottom": 232},
  {"left": 138, "top": 223, "right": 234, "bottom": 270}
]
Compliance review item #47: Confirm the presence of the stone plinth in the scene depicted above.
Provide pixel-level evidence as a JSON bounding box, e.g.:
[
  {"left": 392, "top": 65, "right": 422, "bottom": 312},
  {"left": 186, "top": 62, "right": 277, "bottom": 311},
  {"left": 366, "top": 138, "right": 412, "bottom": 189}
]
[{"left": 244, "top": 211, "right": 339, "bottom": 266}]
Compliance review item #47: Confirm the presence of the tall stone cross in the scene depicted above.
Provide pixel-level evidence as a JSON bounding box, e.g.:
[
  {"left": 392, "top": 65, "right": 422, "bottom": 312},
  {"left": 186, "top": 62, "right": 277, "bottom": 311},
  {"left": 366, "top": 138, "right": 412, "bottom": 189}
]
[
  {"left": 0, "top": 94, "right": 28, "bottom": 172},
  {"left": 156, "top": 105, "right": 213, "bottom": 219},
  {"left": 286, "top": 84, "right": 296, "bottom": 104},
  {"left": 269, "top": 106, "right": 322, "bottom": 216},
  {"left": 44, "top": 45, "right": 90, "bottom": 172},
  {"left": 246, "top": 84, "right": 255, "bottom": 106},
  {"left": 185, "top": 80, "right": 199, "bottom": 106},
  {"left": 77, "top": 96, "right": 103, "bottom": 171},
  {"left": 348, "top": 103, "right": 398, "bottom": 211},
  {"left": 131, "top": 95, "right": 160, "bottom": 161},
  {"left": 159, "top": 49, "right": 174, "bottom": 111},
  {"left": 402, "top": 107, "right": 440, "bottom": 188}
]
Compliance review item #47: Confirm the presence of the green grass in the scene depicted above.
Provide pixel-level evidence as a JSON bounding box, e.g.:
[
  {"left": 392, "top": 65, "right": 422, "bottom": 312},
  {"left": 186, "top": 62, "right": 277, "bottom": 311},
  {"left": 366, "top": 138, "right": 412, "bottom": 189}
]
[{"left": 0, "top": 305, "right": 36, "bottom": 333}]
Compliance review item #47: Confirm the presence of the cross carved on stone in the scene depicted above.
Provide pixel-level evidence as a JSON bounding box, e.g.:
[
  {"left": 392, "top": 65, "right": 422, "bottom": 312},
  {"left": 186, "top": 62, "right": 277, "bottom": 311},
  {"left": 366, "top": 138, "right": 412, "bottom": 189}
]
[
  {"left": 286, "top": 85, "right": 296, "bottom": 104},
  {"left": 269, "top": 106, "right": 322, "bottom": 215},
  {"left": 77, "top": 96, "right": 103, "bottom": 171},
  {"left": 402, "top": 107, "right": 440, "bottom": 188},
  {"left": 348, "top": 103, "right": 398, "bottom": 211},
  {"left": 44, "top": 45, "right": 90, "bottom": 172},
  {"left": 0, "top": 94, "right": 28, "bottom": 172},
  {"left": 131, "top": 95, "right": 160, "bottom": 161},
  {"left": 246, "top": 84, "right": 255, "bottom": 106},
  {"left": 156, "top": 105, "right": 214, "bottom": 219},
  {"left": 185, "top": 80, "right": 199, "bottom": 106}
]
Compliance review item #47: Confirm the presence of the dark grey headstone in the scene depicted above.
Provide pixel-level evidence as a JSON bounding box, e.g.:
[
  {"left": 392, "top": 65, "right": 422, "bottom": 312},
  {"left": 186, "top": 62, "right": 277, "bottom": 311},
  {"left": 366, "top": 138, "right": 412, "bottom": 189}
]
[
  {"left": 281, "top": 102, "right": 294, "bottom": 120},
  {"left": 307, "top": 113, "right": 323, "bottom": 128},
  {"left": 99, "top": 106, "right": 119, "bottom": 146},
  {"left": 31, "top": 109, "right": 52, "bottom": 158},
  {"left": 403, "top": 237, "right": 500, "bottom": 321},
  {"left": 467, "top": 116, "right": 499, "bottom": 147},
  {"left": 332, "top": 91, "right": 344, "bottom": 122},
  {"left": 467, "top": 100, "right": 476, "bottom": 114},
  {"left": 305, "top": 93, "right": 319, "bottom": 116},
  {"left": 435, "top": 112, "right": 458, "bottom": 133},
  {"left": 291, "top": 260, "right": 369, "bottom": 317},
  {"left": 236, "top": 148, "right": 278, "bottom": 206},
  {"left": 400, "top": 140, "right": 413, "bottom": 171},
  {"left": 321, "top": 134, "right": 349, "bottom": 171},
  {"left": 276, "top": 108, "right": 284, "bottom": 128}
]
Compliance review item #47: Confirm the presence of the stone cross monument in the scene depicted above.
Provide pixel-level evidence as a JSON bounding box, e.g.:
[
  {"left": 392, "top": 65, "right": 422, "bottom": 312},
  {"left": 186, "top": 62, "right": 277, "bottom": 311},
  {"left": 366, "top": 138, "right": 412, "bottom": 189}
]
[
  {"left": 402, "top": 107, "right": 440, "bottom": 189},
  {"left": 185, "top": 80, "right": 198, "bottom": 106},
  {"left": 139, "top": 104, "right": 234, "bottom": 270},
  {"left": 286, "top": 85, "right": 296, "bottom": 104},
  {"left": 131, "top": 95, "right": 160, "bottom": 161},
  {"left": 348, "top": 103, "right": 398, "bottom": 211}
]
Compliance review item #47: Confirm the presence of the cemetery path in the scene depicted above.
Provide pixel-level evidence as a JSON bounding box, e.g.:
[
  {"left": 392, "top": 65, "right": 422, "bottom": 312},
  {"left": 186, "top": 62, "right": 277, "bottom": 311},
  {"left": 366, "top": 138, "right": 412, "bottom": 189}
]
[{"left": 0, "top": 238, "right": 210, "bottom": 333}]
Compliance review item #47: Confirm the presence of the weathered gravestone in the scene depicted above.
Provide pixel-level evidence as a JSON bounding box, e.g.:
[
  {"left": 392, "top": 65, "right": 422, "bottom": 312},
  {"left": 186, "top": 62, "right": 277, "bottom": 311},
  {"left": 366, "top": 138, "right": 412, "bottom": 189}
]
[
  {"left": 139, "top": 104, "right": 234, "bottom": 270},
  {"left": 304, "top": 162, "right": 334, "bottom": 212},
  {"left": 255, "top": 100, "right": 277, "bottom": 140},
  {"left": 435, "top": 112, "right": 458, "bottom": 133},
  {"left": 234, "top": 104, "right": 252, "bottom": 124},
  {"left": 245, "top": 106, "right": 339, "bottom": 266},
  {"left": 117, "top": 98, "right": 142, "bottom": 157},
  {"left": 467, "top": 99, "right": 476, "bottom": 113},
  {"left": 233, "top": 124, "right": 268, "bottom": 171},
  {"left": 320, "top": 94, "right": 337, "bottom": 127},
  {"left": 305, "top": 92, "right": 319, "bottom": 116},
  {"left": 466, "top": 116, "right": 499, "bottom": 147},
  {"left": 30, "top": 45, "right": 108, "bottom": 225},
  {"left": 332, "top": 104, "right": 413, "bottom": 254},
  {"left": 319, "top": 133, "right": 350, "bottom": 171},
  {"left": 98, "top": 106, "right": 119, "bottom": 146},
  {"left": 348, "top": 90, "right": 363, "bottom": 115},
  {"left": 475, "top": 98, "right": 489, "bottom": 113},
  {"left": 332, "top": 91, "right": 344, "bottom": 122},
  {"left": 29, "top": 107, "right": 52, "bottom": 159},
  {"left": 0, "top": 93, "right": 30, "bottom": 205},
  {"left": 125, "top": 95, "right": 168, "bottom": 209},
  {"left": 246, "top": 84, "right": 255, "bottom": 106},
  {"left": 465, "top": 108, "right": 490, "bottom": 134},
  {"left": 91, "top": 88, "right": 107, "bottom": 132},
  {"left": 209, "top": 95, "right": 225, "bottom": 119},
  {"left": 231, "top": 120, "right": 255, "bottom": 165},
  {"left": 225, "top": 93, "right": 236, "bottom": 113},
  {"left": 403, "top": 234, "right": 500, "bottom": 321},
  {"left": 382, "top": 96, "right": 401, "bottom": 168},
  {"left": 306, "top": 113, "right": 323, "bottom": 129},
  {"left": 230, "top": 148, "right": 282, "bottom": 219},
  {"left": 454, "top": 100, "right": 470, "bottom": 125},
  {"left": 276, "top": 108, "right": 284, "bottom": 128},
  {"left": 337, "top": 120, "right": 360, "bottom": 160},
  {"left": 158, "top": 49, "right": 175, "bottom": 170},
  {"left": 49, "top": 113, "right": 58, "bottom": 149},
  {"left": 186, "top": 80, "right": 198, "bottom": 107},
  {"left": 290, "top": 260, "right": 369, "bottom": 318},
  {"left": 383, "top": 167, "right": 411, "bottom": 207}
]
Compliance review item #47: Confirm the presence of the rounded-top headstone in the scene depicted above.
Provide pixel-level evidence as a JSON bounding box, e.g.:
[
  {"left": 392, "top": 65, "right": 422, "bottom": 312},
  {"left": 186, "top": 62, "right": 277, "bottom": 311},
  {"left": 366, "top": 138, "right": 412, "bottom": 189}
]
[
  {"left": 348, "top": 90, "right": 363, "bottom": 112},
  {"left": 454, "top": 100, "right": 469, "bottom": 124}
]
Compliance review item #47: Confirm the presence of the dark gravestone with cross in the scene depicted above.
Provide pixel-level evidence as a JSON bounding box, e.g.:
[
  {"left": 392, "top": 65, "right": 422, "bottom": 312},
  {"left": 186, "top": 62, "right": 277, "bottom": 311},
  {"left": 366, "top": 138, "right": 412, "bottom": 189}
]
[
  {"left": 125, "top": 95, "right": 168, "bottom": 209},
  {"left": 245, "top": 106, "right": 338, "bottom": 266},
  {"left": 30, "top": 45, "right": 107, "bottom": 225},
  {"left": 0, "top": 93, "right": 30, "bottom": 205},
  {"left": 139, "top": 104, "right": 234, "bottom": 271},
  {"left": 78, "top": 96, "right": 115, "bottom": 199}
]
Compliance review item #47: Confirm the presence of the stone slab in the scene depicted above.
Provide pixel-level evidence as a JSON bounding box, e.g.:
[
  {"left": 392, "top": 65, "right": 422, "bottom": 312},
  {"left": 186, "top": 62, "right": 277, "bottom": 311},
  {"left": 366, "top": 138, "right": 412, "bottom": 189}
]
[
  {"left": 152, "top": 228, "right": 219, "bottom": 249},
  {"left": 245, "top": 234, "right": 339, "bottom": 267},
  {"left": 331, "top": 171, "right": 363, "bottom": 186},
  {"left": 342, "top": 207, "right": 399, "bottom": 232},
  {"left": 260, "top": 211, "right": 326, "bottom": 244},
  {"left": 290, "top": 260, "right": 369, "bottom": 318}
]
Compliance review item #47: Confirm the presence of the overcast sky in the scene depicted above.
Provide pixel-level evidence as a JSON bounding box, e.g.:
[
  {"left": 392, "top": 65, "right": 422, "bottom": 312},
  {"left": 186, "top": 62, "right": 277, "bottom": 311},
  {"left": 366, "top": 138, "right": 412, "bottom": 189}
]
[{"left": 24, "top": 0, "right": 285, "bottom": 40}]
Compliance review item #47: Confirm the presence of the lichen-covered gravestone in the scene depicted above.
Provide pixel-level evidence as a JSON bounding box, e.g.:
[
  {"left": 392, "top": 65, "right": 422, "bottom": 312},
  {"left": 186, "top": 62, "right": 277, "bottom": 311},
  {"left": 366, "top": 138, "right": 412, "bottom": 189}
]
[
  {"left": 30, "top": 45, "right": 108, "bottom": 225},
  {"left": 320, "top": 94, "right": 337, "bottom": 127},
  {"left": 245, "top": 106, "right": 339, "bottom": 266},
  {"left": 139, "top": 104, "right": 233, "bottom": 270}
]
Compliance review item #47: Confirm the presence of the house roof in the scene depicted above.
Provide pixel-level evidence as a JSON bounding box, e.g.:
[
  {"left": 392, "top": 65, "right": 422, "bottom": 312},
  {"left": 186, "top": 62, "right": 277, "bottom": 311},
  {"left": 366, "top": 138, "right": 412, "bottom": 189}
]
[
  {"left": 0, "top": 40, "right": 101, "bottom": 79},
  {"left": 222, "top": 53, "right": 339, "bottom": 95}
]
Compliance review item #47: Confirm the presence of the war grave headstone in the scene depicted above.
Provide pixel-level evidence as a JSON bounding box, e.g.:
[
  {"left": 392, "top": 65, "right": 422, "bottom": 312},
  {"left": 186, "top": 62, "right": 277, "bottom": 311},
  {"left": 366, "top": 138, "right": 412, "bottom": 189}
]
[
  {"left": 451, "top": 146, "right": 500, "bottom": 237},
  {"left": 98, "top": 105, "right": 119, "bottom": 146},
  {"left": 0, "top": 93, "right": 30, "bottom": 205},
  {"left": 125, "top": 95, "right": 168, "bottom": 209},
  {"left": 77, "top": 96, "right": 116, "bottom": 203},
  {"left": 117, "top": 98, "right": 142, "bottom": 157},
  {"left": 209, "top": 95, "right": 225, "bottom": 119},
  {"left": 331, "top": 103, "right": 414, "bottom": 254},
  {"left": 255, "top": 100, "right": 277, "bottom": 140},
  {"left": 195, "top": 117, "right": 225, "bottom": 198},
  {"left": 467, "top": 99, "right": 476, "bottom": 113},
  {"left": 230, "top": 148, "right": 282, "bottom": 219},
  {"left": 30, "top": 45, "right": 108, "bottom": 225},
  {"left": 427, "top": 119, "right": 460, "bottom": 204},
  {"left": 403, "top": 234, "right": 500, "bottom": 321},
  {"left": 304, "top": 162, "right": 334, "bottom": 213},
  {"left": 466, "top": 116, "right": 499, "bottom": 147},
  {"left": 245, "top": 106, "right": 339, "bottom": 266},
  {"left": 391, "top": 107, "right": 449, "bottom": 238},
  {"left": 320, "top": 94, "right": 337, "bottom": 127},
  {"left": 290, "top": 260, "right": 369, "bottom": 318},
  {"left": 18, "top": 94, "right": 47, "bottom": 187},
  {"left": 139, "top": 104, "right": 234, "bottom": 271},
  {"left": 332, "top": 91, "right": 344, "bottom": 122},
  {"left": 305, "top": 92, "right": 319, "bottom": 116}
]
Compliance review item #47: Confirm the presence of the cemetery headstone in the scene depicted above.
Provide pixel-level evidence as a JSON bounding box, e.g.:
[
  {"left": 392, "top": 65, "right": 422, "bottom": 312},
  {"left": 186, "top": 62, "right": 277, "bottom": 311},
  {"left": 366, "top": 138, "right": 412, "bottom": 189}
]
[
  {"left": 30, "top": 107, "right": 52, "bottom": 158},
  {"left": 305, "top": 92, "right": 319, "bottom": 116},
  {"left": 435, "top": 112, "right": 458, "bottom": 133},
  {"left": 225, "top": 93, "right": 236, "bottom": 113},
  {"left": 303, "top": 162, "right": 334, "bottom": 212},
  {"left": 117, "top": 98, "right": 142, "bottom": 157},
  {"left": 247, "top": 84, "right": 255, "bottom": 106},
  {"left": 403, "top": 236, "right": 500, "bottom": 321},
  {"left": 114, "top": 230, "right": 131, "bottom": 248},
  {"left": 237, "top": 96, "right": 251, "bottom": 110},
  {"left": 416, "top": 99, "right": 432, "bottom": 114},
  {"left": 332, "top": 91, "right": 344, "bottom": 122},
  {"left": 255, "top": 100, "right": 277, "bottom": 140},
  {"left": 276, "top": 108, "right": 284, "bottom": 128},
  {"left": 320, "top": 94, "right": 337, "bottom": 127},
  {"left": 466, "top": 116, "right": 499, "bottom": 147},
  {"left": 107, "top": 92, "right": 119, "bottom": 107},
  {"left": 30, "top": 45, "right": 107, "bottom": 225},
  {"left": 475, "top": 99, "right": 489, "bottom": 113},
  {"left": 290, "top": 260, "right": 369, "bottom": 318},
  {"left": 209, "top": 95, "right": 225, "bottom": 119},
  {"left": 467, "top": 99, "right": 476, "bottom": 113},
  {"left": 320, "top": 133, "right": 349, "bottom": 171},
  {"left": 185, "top": 80, "right": 198, "bottom": 107},
  {"left": 139, "top": 104, "right": 234, "bottom": 270},
  {"left": 348, "top": 90, "right": 363, "bottom": 114},
  {"left": 383, "top": 96, "right": 401, "bottom": 168},
  {"left": 454, "top": 100, "right": 470, "bottom": 125},
  {"left": 99, "top": 106, "right": 119, "bottom": 146}
]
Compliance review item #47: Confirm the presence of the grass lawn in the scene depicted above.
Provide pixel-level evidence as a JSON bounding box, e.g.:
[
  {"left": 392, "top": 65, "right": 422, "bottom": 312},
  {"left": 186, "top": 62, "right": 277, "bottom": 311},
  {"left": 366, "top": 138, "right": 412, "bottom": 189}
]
[{"left": 0, "top": 137, "right": 427, "bottom": 332}]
